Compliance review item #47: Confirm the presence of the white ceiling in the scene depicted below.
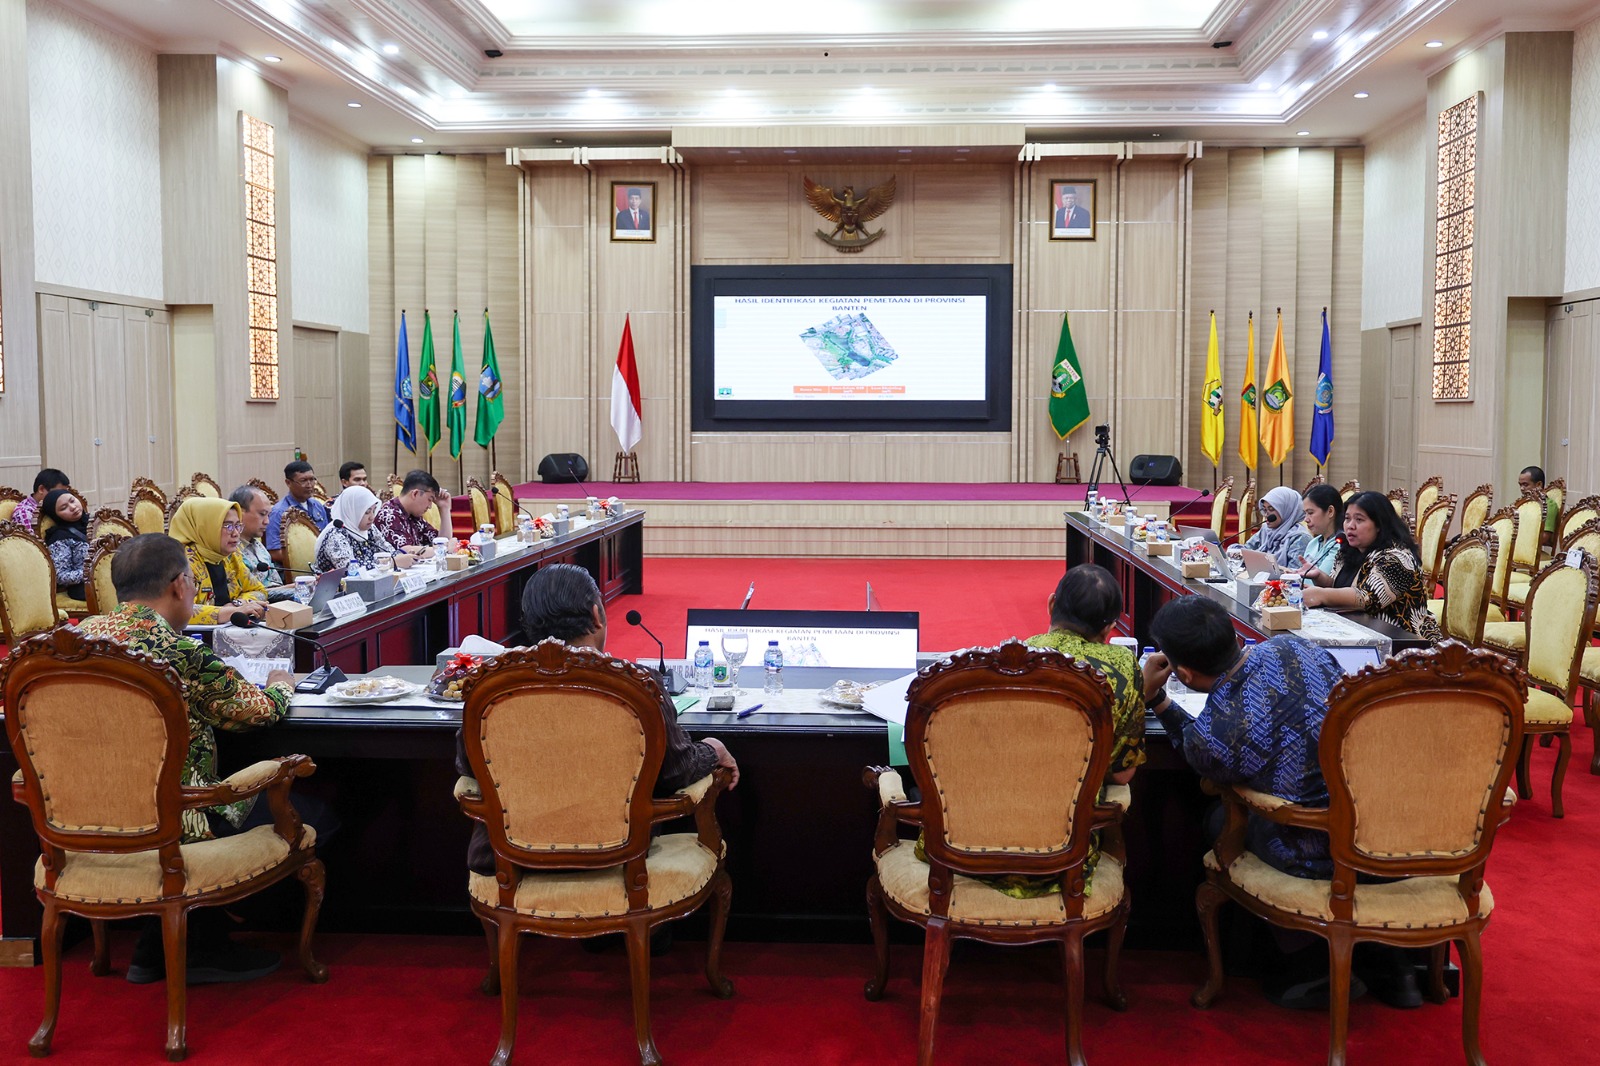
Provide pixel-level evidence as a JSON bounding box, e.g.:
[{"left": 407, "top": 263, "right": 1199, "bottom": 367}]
[{"left": 60, "top": 0, "right": 1600, "bottom": 151}]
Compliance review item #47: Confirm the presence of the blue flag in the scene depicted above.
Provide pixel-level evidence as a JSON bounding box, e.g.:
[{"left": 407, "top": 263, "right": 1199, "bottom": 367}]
[
  {"left": 1309, "top": 309, "right": 1334, "bottom": 467},
  {"left": 393, "top": 311, "right": 417, "bottom": 453}
]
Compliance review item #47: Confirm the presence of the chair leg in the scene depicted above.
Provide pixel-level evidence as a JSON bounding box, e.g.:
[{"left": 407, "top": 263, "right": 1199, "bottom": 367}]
[
  {"left": 705, "top": 869, "right": 735, "bottom": 999},
  {"left": 1515, "top": 735, "right": 1534, "bottom": 800},
  {"left": 1103, "top": 901, "right": 1129, "bottom": 1011},
  {"left": 917, "top": 918, "right": 952, "bottom": 1066},
  {"left": 1459, "top": 931, "right": 1487, "bottom": 1066},
  {"left": 1191, "top": 880, "right": 1228, "bottom": 1008},
  {"left": 1326, "top": 929, "right": 1354, "bottom": 1066},
  {"left": 296, "top": 859, "right": 329, "bottom": 982},
  {"left": 1584, "top": 691, "right": 1600, "bottom": 775},
  {"left": 1551, "top": 731, "right": 1572, "bottom": 818},
  {"left": 864, "top": 875, "right": 891, "bottom": 1002},
  {"left": 624, "top": 920, "right": 663, "bottom": 1066},
  {"left": 479, "top": 916, "right": 501, "bottom": 996},
  {"left": 28, "top": 902, "right": 65, "bottom": 1057},
  {"left": 161, "top": 908, "right": 188, "bottom": 1062},
  {"left": 89, "top": 918, "right": 110, "bottom": 977},
  {"left": 1425, "top": 943, "right": 1449, "bottom": 1005},
  {"left": 490, "top": 920, "right": 521, "bottom": 1066},
  {"left": 1062, "top": 929, "right": 1088, "bottom": 1066}
]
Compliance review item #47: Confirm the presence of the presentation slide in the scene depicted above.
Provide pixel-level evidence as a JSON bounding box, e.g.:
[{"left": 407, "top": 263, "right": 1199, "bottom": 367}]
[
  {"left": 711, "top": 294, "right": 988, "bottom": 403},
  {"left": 685, "top": 609, "right": 920, "bottom": 670}
]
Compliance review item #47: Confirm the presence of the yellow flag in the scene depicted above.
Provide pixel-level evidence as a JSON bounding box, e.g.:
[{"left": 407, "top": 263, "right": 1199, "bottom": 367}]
[
  {"left": 1238, "top": 313, "right": 1258, "bottom": 471},
  {"left": 1201, "top": 311, "right": 1224, "bottom": 466},
  {"left": 1260, "top": 309, "right": 1295, "bottom": 467}
]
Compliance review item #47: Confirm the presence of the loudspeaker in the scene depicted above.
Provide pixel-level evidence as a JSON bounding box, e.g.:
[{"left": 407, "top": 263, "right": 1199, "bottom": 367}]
[
  {"left": 1129, "top": 454, "right": 1182, "bottom": 486},
  {"left": 536, "top": 453, "right": 589, "bottom": 483}
]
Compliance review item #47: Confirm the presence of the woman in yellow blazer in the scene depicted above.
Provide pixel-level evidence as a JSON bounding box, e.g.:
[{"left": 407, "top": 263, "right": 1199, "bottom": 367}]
[{"left": 169, "top": 496, "right": 268, "bottom": 626}]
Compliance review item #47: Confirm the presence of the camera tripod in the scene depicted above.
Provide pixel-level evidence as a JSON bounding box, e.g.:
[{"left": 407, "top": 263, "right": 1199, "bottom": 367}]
[{"left": 1085, "top": 426, "right": 1133, "bottom": 507}]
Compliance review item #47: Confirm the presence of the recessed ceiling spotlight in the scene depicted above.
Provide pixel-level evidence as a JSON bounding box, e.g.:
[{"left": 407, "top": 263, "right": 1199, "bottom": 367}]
[
  {"left": 347, "top": 101, "right": 362, "bottom": 108},
  {"left": 585, "top": 88, "right": 602, "bottom": 97},
  {"left": 410, "top": 137, "right": 424, "bottom": 143},
  {"left": 1297, "top": 130, "right": 1311, "bottom": 136},
  {"left": 781, "top": 149, "right": 797, "bottom": 154},
  {"left": 1257, "top": 79, "right": 1272, "bottom": 90},
  {"left": 382, "top": 43, "right": 400, "bottom": 56},
  {"left": 262, "top": 55, "right": 282, "bottom": 63},
  {"left": 1353, "top": 91, "right": 1370, "bottom": 99},
  {"left": 1425, "top": 40, "right": 1444, "bottom": 48},
  {"left": 1152, "top": 132, "right": 1162, "bottom": 138},
  {"left": 329, "top": 40, "right": 349, "bottom": 54},
  {"left": 727, "top": 149, "right": 742, "bottom": 154},
  {"left": 553, "top": 138, "right": 564, "bottom": 144},
  {"left": 1299, "top": 80, "right": 1313, "bottom": 91},
  {"left": 1042, "top": 83, "right": 1058, "bottom": 92},
  {"left": 1312, "top": 29, "right": 1328, "bottom": 41},
  {"left": 955, "top": 147, "right": 970, "bottom": 153},
  {"left": 896, "top": 148, "right": 913, "bottom": 153}
]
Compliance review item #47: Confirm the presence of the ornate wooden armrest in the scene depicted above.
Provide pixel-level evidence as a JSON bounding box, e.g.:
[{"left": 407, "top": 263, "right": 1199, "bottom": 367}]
[
  {"left": 1230, "top": 785, "right": 1328, "bottom": 828},
  {"left": 453, "top": 775, "right": 481, "bottom": 801},
  {"left": 1102, "top": 783, "right": 1131, "bottom": 812},
  {"left": 863, "top": 765, "right": 921, "bottom": 855},
  {"left": 181, "top": 755, "right": 314, "bottom": 807},
  {"left": 664, "top": 766, "right": 732, "bottom": 851},
  {"left": 11, "top": 768, "right": 23, "bottom": 804},
  {"left": 455, "top": 775, "right": 488, "bottom": 821}
]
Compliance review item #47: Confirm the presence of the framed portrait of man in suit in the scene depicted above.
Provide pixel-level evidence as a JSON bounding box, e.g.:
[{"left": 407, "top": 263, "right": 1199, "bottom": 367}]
[
  {"left": 610, "top": 181, "right": 656, "bottom": 242},
  {"left": 1049, "top": 180, "right": 1096, "bottom": 241}
]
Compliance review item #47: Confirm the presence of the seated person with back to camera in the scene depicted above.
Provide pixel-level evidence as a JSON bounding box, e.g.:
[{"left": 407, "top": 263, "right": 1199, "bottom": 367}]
[
  {"left": 78, "top": 532, "right": 338, "bottom": 984},
  {"left": 454, "top": 564, "right": 739, "bottom": 879},
  {"left": 169, "top": 496, "right": 268, "bottom": 626},
  {"left": 910, "top": 564, "right": 1146, "bottom": 897},
  {"left": 1141, "top": 595, "right": 1424, "bottom": 1010}
]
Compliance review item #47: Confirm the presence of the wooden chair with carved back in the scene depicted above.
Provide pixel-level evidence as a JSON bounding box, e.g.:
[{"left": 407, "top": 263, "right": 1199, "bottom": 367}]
[
  {"left": 1478, "top": 549, "right": 1597, "bottom": 817},
  {"left": 1506, "top": 517, "right": 1600, "bottom": 611},
  {"left": 1412, "top": 476, "right": 1445, "bottom": 539},
  {"left": 33, "top": 489, "right": 92, "bottom": 617},
  {"left": 189, "top": 472, "right": 222, "bottom": 498},
  {"left": 129, "top": 477, "right": 166, "bottom": 512},
  {"left": 424, "top": 497, "right": 446, "bottom": 539},
  {"left": 465, "top": 478, "right": 493, "bottom": 532},
  {"left": 1192, "top": 641, "right": 1526, "bottom": 1066},
  {"left": 1545, "top": 477, "right": 1566, "bottom": 520},
  {"left": 0, "top": 521, "right": 70, "bottom": 644},
  {"left": 1458, "top": 484, "right": 1493, "bottom": 539},
  {"left": 1555, "top": 494, "right": 1600, "bottom": 548},
  {"left": 247, "top": 477, "right": 279, "bottom": 505},
  {"left": 83, "top": 534, "right": 128, "bottom": 615},
  {"left": 490, "top": 472, "right": 518, "bottom": 536},
  {"left": 280, "top": 507, "right": 321, "bottom": 578},
  {"left": 1507, "top": 492, "right": 1547, "bottom": 582},
  {"left": 1302, "top": 472, "right": 1325, "bottom": 496},
  {"left": 1479, "top": 507, "right": 1519, "bottom": 621},
  {"left": 1415, "top": 496, "right": 1456, "bottom": 587},
  {"left": 310, "top": 479, "right": 332, "bottom": 504},
  {"left": 1338, "top": 479, "right": 1360, "bottom": 503},
  {"left": 164, "top": 486, "right": 198, "bottom": 527},
  {"left": 862, "top": 641, "right": 1130, "bottom": 1066},
  {"left": 1209, "top": 476, "right": 1235, "bottom": 541},
  {"left": 384, "top": 474, "right": 404, "bottom": 501},
  {"left": 88, "top": 507, "right": 137, "bottom": 540},
  {"left": 128, "top": 487, "right": 168, "bottom": 535},
  {"left": 1236, "top": 479, "right": 1258, "bottom": 540},
  {"left": 0, "top": 485, "right": 24, "bottom": 525},
  {"left": 454, "top": 640, "right": 735, "bottom": 1066},
  {"left": 1430, "top": 527, "right": 1498, "bottom": 646},
  {"left": 3, "top": 627, "right": 327, "bottom": 1060},
  {"left": 1384, "top": 487, "right": 1409, "bottom": 528}
]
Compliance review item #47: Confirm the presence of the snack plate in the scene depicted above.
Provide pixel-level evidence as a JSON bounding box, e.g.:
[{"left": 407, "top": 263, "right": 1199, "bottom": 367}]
[
  {"left": 326, "top": 678, "right": 419, "bottom": 704},
  {"left": 820, "top": 680, "right": 882, "bottom": 709}
]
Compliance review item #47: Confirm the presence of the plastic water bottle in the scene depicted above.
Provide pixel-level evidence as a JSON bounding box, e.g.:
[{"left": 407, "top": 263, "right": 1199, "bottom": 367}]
[
  {"left": 693, "top": 641, "right": 714, "bottom": 690},
  {"left": 347, "top": 561, "right": 363, "bottom": 578},
  {"left": 1284, "top": 574, "right": 1304, "bottom": 609},
  {"left": 763, "top": 641, "right": 784, "bottom": 694}
]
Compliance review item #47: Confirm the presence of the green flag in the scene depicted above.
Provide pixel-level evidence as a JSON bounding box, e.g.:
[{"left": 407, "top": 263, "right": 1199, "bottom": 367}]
[
  {"left": 1048, "top": 312, "right": 1090, "bottom": 439},
  {"left": 447, "top": 311, "right": 468, "bottom": 459},
  {"left": 417, "top": 310, "right": 441, "bottom": 451},
  {"left": 473, "top": 310, "right": 504, "bottom": 447}
]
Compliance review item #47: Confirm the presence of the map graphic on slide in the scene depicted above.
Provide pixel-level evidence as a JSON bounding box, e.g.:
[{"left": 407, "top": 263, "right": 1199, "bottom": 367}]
[{"left": 799, "top": 313, "right": 899, "bottom": 380}]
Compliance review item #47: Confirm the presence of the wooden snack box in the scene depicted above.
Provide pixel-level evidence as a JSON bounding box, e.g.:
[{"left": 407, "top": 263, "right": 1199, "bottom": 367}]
[
  {"left": 1181, "top": 560, "right": 1212, "bottom": 579},
  {"left": 1258, "top": 605, "right": 1303, "bottom": 631}
]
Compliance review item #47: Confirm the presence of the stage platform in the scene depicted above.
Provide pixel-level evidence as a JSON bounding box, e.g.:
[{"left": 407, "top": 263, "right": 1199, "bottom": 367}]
[{"left": 510, "top": 481, "right": 1211, "bottom": 559}]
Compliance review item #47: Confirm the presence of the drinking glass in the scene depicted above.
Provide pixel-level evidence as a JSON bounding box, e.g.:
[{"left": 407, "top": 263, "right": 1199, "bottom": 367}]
[{"left": 721, "top": 631, "right": 750, "bottom": 694}]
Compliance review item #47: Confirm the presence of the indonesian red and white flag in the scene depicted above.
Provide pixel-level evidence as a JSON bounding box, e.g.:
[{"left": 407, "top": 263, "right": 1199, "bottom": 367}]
[{"left": 610, "top": 315, "right": 643, "bottom": 453}]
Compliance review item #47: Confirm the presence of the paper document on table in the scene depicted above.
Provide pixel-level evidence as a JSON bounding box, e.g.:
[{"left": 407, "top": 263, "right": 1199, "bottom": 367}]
[
  {"left": 860, "top": 672, "right": 916, "bottom": 726},
  {"left": 459, "top": 634, "right": 506, "bottom": 656},
  {"left": 224, "top": 656, "right": 292, "bottom": 687}
]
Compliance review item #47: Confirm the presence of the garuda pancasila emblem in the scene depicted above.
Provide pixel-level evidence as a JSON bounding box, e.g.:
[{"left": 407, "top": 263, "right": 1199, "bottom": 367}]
[{"left": 803, "top": 176, "right": 896, "bottom": 252}]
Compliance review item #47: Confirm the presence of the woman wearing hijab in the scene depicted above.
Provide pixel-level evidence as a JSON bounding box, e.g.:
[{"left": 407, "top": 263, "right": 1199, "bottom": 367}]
[
  {"left": 40, "top": 488, "right": 90, "bottom": 601},
  {"left": 169, "top": 496, "right": 269, "bottom": 626},
  {"left": 314, "top": 485, "right": 402, "bottom": 574},
  {"left": 1243, "top": 485, "right": 1311, "bottom": 568}
]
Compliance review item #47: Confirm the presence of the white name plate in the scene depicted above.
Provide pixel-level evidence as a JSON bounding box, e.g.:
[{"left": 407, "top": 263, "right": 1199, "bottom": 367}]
[
  {"left": 327, "top": 593, "right": 367, "bottom": 619},
  {"left": 399, "top": 573, "right": 428, "bottom": 595}
]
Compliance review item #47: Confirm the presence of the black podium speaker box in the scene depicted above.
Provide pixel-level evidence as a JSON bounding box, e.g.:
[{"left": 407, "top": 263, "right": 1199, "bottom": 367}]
[
  {"left": 536, "top": 453, "right": 589, "bottom": 483},
  {"left": 1129, "top": 454, "right": 1183, "bottom": 486}
]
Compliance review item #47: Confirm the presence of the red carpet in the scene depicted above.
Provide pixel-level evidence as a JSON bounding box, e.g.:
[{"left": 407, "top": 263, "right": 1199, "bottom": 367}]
[{"left": 3, "top": 559, "right": 1598, "bottom": 1063}]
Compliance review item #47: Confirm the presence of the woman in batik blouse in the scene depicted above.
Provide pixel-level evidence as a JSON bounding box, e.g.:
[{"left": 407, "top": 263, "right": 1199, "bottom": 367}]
[{"left": 1302, "top": 490, "right": 1443, "bottom": 640}]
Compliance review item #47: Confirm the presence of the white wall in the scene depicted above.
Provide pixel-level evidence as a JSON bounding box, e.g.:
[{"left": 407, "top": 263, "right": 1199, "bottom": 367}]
[
  {"left": 27, "top": 0, "right": 163, "bottom": 300},
  {"left": 1566, "top": 16, "right": 1600, "bottom": 294},
  {"left": 288, "top": 118, "right": 369, "bottom": 333},
  {"left": 1360, "top": 109, "right": 1426, "bottom": 329}
]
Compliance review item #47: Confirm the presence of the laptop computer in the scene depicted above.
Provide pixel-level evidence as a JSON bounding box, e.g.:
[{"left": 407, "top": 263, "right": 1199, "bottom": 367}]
[
  {"left": 1325, "top": 645, "right": 1384, "bottom": 676},
  {"left": 309, "top": 569, "right": 347, "bottom": 614},
  {"left": 1239, "top": 547, "right": 1284, "bottom": 578}
]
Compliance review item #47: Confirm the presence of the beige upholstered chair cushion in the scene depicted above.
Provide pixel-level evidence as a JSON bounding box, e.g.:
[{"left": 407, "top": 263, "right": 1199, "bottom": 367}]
[
  {"left": 0, "top": 533, "right": 60, "bottom": 638},
  {"left": 1580, "top": 646, "right": 1600, "bottom": 685},
  {"left": 1203, "top": 850, "right": 1492, "bottom": 929},
  {"left": 423, "top": 502, "right": 443, "bottom": 534},
  {"left": 1428, "top": 600, "right": 1504, "bottom": 626},
  {"left": 468, "top": 487, "right": 491, "bottom": 529},
  {"left": 466, "top": 833, "right": 718, "bottom": 919},
  {"left": 282, "top": 515, "right": 319, "bottom": 577},
  {"left": 131, "top": 499, "right": 166, "bottom": 535},
  {"left": 1523, "top": 688, "right": 1575, "bottom": 727},
  {"left": 875, "top": 839, "right": 1123, "bottom": 927},
  {"left": 1480, "top": 621, "right": 1525, "bottom": 653},
  {"left": 35, "top": 825, "right": 313, "bottom": 903}
]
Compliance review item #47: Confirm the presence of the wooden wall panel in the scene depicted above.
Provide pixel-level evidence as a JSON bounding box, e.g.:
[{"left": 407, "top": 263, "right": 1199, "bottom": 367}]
[
  {"left": 1292, "top": 148, "right": 1335, "bottom": 488},
  {"left": 694, "top": 171, "right": 794, "bottom": 261},
  {"left": 365, "top": 159, "right": 395, "bottom": 475},
  {"left": 1330, "top": 149, "right": 1366, "bottom": 486},
  {"left": 1186, "top": 153, "right": 1229, "bottom": 486},
  {"left": 0, "top": 0, "right": 42, "bottom": 489},
  {"left": 912, "top": 170, "right": 1012, "bottom": 260}
]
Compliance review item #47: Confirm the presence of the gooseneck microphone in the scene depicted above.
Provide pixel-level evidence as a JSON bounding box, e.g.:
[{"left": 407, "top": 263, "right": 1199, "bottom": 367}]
[
  {"left": 566, "top": 458, "right": 586, "bottom": 485},
  {"left": 624, "top": 609, "right": 684, "bottom": 695},
  {"left": 230, "top": 611, "right": 348, "bottom": 693}
]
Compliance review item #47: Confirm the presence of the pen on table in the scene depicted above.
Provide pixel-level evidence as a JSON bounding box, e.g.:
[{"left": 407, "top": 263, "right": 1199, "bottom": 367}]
[{"left": 735, "top": 703, "right": 764, "bottom": 719}]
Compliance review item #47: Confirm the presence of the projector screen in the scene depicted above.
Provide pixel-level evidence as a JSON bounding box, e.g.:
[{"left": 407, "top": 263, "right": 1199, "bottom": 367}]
[{"left": 691, "top": 265, "right": 1013, "bottom": 431}]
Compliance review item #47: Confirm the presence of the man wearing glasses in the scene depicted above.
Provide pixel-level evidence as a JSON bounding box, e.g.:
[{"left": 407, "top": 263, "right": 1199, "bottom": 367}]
[
  {"left": 265, "top": 459, "right": 331, "bottom": 567},
  {"left": 78, "top": 534, "right": 330, "bottom": 984}
]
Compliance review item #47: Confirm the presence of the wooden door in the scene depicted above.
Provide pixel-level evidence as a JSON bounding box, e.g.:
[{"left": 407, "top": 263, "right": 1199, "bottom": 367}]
[
  {"left": 292, "top": 325, "right": 341, "bottom": 472},
  {"left": 1546, "top": 299, "right": 1595, "bottom": 487},
  {"left": 122, "top": 306, "right": 176, "bottom": 495},
  {"left": 1385, "top": 324, "right": 1416, "bottom": 493}
]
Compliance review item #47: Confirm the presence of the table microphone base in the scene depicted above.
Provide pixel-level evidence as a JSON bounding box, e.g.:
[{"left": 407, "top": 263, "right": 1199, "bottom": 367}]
[{"left": 296, "top": 665, "right": 348, "bottom": 694}]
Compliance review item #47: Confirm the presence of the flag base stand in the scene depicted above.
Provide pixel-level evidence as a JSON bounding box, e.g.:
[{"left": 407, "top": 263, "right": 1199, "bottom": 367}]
[
  {"left": 613, "top": 452, "right": 640, "bottom": 483},
  {"left": 1054, "top": 452, "right": 1081, "bottom": 484}
]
